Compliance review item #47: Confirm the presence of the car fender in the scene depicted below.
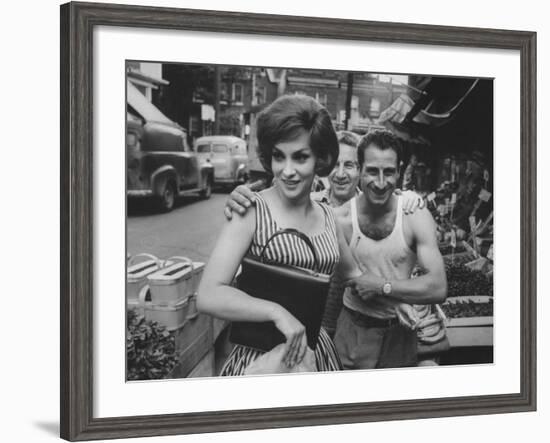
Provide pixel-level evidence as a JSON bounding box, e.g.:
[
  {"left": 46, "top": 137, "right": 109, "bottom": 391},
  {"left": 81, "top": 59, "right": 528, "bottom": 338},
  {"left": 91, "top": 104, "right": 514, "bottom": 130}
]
[
  {"left": 200, "top": 163, "right": 214, "bottom": 182},
  {"left": 236, "top": 163, "right": 248, "bottom": 178},
  {"left": 151, "top": 166, "right": 178, "bottom": 196}
]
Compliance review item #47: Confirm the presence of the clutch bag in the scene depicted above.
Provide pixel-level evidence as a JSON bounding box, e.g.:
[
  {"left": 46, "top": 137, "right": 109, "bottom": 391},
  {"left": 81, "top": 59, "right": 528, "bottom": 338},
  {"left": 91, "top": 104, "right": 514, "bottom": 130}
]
[{"left": 230, "top": 228, "right": 331, "bottom": 352}]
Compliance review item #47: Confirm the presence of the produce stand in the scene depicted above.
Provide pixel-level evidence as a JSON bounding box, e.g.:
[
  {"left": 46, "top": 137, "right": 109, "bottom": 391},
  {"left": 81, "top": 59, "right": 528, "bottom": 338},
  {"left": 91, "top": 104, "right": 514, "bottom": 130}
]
[
  {"left": 443, "top": 295, "right": 493, "bottom": 348},
  {"left": 126, "top": 254, "right": 222, "bottom": 379},
  {"left": 418, "top": 153, "right": 494, "bottom": 360}
]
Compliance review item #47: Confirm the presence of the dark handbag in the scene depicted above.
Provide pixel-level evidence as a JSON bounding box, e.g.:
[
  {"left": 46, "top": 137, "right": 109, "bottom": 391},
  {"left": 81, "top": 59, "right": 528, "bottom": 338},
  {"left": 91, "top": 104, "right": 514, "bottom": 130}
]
[{"left": 230, "top": 228, "right": 331, "bottom": 352}]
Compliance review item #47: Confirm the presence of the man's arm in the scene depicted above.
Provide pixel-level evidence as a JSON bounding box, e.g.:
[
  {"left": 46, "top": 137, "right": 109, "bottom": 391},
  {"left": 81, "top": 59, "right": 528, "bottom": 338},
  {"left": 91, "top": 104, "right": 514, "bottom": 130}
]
[
  {"left": 223, "top": 181, "right": 264, "bottom": 220},
  {"left": 347, "top": 207, "right": 447, "bottom": 305},
  {"left": 322, "top": 205, "right": 355, "bottom": 337},
  {"left": 387, "top": 208, "right": 447, "bottom": 304}
]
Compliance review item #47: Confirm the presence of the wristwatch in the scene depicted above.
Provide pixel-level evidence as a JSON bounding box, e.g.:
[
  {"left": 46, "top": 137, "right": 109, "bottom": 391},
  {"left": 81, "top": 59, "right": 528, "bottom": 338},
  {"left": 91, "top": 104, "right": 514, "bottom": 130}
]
[{"left": 382, "top": 281, "right": 393, "bottom": 296}]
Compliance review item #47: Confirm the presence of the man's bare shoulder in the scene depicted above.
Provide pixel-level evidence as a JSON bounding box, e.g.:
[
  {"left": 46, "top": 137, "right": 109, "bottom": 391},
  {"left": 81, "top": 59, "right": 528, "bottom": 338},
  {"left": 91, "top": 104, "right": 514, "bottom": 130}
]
[{"left": 403, "top": 206, "right": 437, "bottom": 242}]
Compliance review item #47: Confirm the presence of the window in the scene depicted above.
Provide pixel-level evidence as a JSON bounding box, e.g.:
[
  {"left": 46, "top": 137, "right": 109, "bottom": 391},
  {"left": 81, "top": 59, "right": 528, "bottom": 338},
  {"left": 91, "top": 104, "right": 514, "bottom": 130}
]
[
  {"left": 126, "top": 132, "right": 137, "bottom": 147},
  {"left": 220, "top": 82, "right": 229, "bottom": 101},
  {"left": 232, "top": 83, "right": 243, "bottom": 103},
  {"left": 370, "top": 98, "right": 381, "bottom": 114},
  {"left": 213, "top": 144, "right": 229, "bottom": 153},
  {"left": 196, "top": 144, "right": 211, "bottom": 153},
  {"left": 256, "top": 86, "right": 266, "bottom": 104},
  {"left": 315, "top": 92, "right": 328, "bottom": 106}
]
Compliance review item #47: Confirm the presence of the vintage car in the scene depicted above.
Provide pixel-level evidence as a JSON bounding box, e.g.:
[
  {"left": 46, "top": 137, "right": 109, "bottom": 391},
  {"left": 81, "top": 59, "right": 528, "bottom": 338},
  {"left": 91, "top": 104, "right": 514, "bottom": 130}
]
[
  {"left": 126, "top": 83, "right": 214, "bottom": 212},
  {"left": 194, "top": 135, "right": 249, "bottom": 188}
]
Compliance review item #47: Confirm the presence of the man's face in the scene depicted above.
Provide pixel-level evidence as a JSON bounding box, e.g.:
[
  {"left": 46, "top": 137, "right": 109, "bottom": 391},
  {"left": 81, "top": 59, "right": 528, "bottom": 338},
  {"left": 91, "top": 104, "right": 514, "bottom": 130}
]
[
  {"left": 328, "top": 143, "right": 360, "bottom": 202},
  {"left": 360, "top": 144, "right": 400, "bottom": 207}
]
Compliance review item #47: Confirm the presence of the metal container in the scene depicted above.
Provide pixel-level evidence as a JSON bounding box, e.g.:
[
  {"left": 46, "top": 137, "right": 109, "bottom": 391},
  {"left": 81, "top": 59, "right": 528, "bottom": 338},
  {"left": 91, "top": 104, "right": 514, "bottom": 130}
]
[
  {"left": 126, "top": 253, "right": 163, "bottom": 304},
  {"left": 144, "top": 296, "right": 190, "bottom": 331},
  {"left": 147, "top": 257, "right": 205, "bottom": 306}
]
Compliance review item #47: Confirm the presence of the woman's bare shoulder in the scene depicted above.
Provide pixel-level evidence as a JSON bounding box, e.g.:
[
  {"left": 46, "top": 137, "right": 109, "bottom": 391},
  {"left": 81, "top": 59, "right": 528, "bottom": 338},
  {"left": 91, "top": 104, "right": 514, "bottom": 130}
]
[{"left": 225, "top": 201, "right": 256, "bottom": 233}]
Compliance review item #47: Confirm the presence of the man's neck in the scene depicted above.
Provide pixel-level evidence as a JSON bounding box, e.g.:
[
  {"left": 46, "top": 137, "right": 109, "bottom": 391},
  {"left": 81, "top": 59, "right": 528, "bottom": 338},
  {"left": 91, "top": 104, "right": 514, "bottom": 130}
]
[
  {"left": 360, "top": 193, "right": 397, "bottom": 219},
  {"left": 328, "top": 189, "right": 354, "bottom": 208}
]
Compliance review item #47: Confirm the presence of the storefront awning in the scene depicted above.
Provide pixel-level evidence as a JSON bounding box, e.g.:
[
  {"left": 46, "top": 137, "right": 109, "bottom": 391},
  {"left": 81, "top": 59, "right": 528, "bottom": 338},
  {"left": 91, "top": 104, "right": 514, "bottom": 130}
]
[{"left": 127, "top": 81, "right": 174, "bottom": 125}]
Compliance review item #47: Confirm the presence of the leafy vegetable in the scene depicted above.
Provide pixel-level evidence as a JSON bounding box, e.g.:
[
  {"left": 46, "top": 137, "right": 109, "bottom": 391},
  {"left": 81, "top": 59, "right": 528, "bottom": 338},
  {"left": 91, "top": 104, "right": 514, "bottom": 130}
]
[
  {"left": 445, "top": 262, "right": 493, "bottom": 297},
  {"left": 442, "top": 298, "right": 493, "bottom": 318},
  {"left": 126, "top": 309, "right": 177, "bottom": 380}
]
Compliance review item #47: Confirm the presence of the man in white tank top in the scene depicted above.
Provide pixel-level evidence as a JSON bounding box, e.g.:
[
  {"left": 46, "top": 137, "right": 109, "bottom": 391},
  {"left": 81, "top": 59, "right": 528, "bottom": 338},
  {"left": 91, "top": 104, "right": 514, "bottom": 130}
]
[{"left": 332, "top": 130, "right": 447, "bottom": 369}]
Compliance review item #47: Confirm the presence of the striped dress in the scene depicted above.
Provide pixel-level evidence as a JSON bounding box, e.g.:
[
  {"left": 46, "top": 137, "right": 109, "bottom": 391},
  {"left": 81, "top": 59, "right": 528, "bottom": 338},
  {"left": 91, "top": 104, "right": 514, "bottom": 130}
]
[{"left": 220, "top": 192, "right": 343, "bottom": 376}]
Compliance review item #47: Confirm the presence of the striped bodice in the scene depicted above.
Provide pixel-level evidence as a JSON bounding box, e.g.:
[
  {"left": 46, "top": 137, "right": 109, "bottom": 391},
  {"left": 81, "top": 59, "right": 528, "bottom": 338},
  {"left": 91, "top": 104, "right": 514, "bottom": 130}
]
[{"left": 249, "top": 193, "right": 340, "bottom": 275}]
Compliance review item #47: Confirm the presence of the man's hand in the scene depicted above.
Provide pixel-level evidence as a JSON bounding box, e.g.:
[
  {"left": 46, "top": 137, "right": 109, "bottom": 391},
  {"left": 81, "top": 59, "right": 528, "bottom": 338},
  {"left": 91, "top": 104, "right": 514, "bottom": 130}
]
[
  {"left": 395, "top": 303, "right": 420, "bottom": 330},
  {"left": 400, "top": 190, "right": 425, "bottom": 214},
  {"left": 345, "top": 274, "right": 384, "bottom": 302},
  {"left": 223, "top": 184, "right": 257, "bottom": 220}
]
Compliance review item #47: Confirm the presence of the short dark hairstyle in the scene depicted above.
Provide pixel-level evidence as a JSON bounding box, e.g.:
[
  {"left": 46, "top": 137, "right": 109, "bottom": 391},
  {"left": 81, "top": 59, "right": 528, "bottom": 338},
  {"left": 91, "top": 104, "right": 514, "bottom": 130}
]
[
  {"left": 256, "top": 95, "right": 338, "bottom": 177},
  {"left": 336, "top": 130, "right": 361, "bottom": 149},
  {"left": 357, "top": 129, "right": 402, "bottom": 169}
]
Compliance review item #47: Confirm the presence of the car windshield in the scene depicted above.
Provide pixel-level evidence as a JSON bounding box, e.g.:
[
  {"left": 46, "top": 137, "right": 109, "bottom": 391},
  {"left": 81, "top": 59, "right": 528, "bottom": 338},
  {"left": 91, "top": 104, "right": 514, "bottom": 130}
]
[
  {"left": 213, "top": 144, "right": 228, "bottom": 154},
  {"left": 196, "top": 144, "right": 211, "bottom": 153}
]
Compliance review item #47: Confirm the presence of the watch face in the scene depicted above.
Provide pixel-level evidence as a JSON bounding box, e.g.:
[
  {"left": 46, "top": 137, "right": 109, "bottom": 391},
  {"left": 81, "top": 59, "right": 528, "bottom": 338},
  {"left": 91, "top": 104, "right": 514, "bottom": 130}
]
[{"left": 383, "top": 282, "right": 392, "bottom": 295}]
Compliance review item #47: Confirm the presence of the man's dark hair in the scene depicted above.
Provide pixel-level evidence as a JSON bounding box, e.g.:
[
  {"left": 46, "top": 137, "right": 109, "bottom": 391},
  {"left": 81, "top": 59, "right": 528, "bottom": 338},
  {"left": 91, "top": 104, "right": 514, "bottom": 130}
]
[
  {"left": 256, "top": 95, "right": 338, "bottom": 177},
  {"left": 357, "top": 129, "right": 402, "bottom": 168}
]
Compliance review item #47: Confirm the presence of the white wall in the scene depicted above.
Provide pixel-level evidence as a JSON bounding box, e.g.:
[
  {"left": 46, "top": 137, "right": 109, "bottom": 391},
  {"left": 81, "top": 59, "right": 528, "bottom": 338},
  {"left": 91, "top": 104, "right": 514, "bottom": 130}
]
[{"left": 1, "top": 1, "right": 546, "bottom": 442}]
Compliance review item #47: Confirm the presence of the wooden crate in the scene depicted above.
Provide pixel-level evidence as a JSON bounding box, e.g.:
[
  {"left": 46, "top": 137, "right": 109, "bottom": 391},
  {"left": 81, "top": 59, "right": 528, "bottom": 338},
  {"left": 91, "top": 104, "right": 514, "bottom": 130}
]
[
  {"left": 187, "top": 349, "right": 215, "bottom": 378},
  {"left": 444, "top": 296, "right": 493, "bottom": 347},
  {"left": 166, "top": 313, "right": 213, "bottom": 379},
  {"left": 212, "top": 317, "right": 229, "bottom": 342}
]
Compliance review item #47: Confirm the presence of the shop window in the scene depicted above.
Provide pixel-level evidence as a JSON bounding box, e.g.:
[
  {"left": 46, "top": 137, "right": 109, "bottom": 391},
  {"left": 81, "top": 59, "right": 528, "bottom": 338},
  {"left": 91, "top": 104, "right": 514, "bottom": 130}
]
[{"left": 232, "top": 83, "right": 243, "bottom": 104}]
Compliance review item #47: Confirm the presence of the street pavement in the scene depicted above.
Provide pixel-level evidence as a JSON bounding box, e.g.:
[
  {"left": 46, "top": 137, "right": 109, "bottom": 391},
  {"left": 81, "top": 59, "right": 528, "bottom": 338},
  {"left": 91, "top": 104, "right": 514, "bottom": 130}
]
[{"left": 127, "top": 193, "right": 228, "bottom": 263}]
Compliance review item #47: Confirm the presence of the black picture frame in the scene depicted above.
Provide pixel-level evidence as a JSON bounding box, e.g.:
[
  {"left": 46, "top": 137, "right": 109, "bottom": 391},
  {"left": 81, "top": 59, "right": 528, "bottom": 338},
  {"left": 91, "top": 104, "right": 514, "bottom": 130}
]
[{"left": 60, "top": 1, "right": 537, "bottom": 441}]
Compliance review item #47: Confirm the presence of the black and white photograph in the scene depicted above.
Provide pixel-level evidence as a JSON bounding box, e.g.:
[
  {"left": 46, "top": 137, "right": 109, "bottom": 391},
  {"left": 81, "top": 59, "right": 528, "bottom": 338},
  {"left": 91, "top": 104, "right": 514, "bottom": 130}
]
[{"left": 125, "top": 61, "right": 494, "bottom": 381}]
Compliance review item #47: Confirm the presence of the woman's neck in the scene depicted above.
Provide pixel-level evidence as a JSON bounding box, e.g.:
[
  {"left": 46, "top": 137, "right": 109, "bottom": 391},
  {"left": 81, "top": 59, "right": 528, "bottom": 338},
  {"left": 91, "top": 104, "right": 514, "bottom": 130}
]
[{"left": 270, "top": 184, "right": 313, "bottom": 217}]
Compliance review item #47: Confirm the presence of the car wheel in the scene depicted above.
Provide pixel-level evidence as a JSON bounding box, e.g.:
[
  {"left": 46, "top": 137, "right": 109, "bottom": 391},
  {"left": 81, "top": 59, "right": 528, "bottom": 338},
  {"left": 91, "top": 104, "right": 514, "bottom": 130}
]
[
  {"left": 159, "top": 181, "right": 176, "bottom": 212},
  {"left": 200, "top": 177, "right": 212, "bottom": 199}
]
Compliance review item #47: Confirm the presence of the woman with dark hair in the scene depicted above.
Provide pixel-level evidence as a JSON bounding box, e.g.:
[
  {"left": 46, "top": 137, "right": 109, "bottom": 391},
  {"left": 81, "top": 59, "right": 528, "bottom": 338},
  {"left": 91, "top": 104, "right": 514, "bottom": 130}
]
[{"left": 197, "top": 95, "right": 363, "bottom": 375}]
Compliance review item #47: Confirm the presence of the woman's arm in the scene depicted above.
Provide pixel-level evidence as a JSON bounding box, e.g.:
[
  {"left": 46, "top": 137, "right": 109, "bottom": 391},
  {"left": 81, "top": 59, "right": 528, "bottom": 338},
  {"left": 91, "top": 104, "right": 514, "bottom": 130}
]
[
  {"left": 197, "top": 207, "right": 278, "bottom": 321},
  {"left": 196, "top": 208, "right": 307, "bottom": 367}
]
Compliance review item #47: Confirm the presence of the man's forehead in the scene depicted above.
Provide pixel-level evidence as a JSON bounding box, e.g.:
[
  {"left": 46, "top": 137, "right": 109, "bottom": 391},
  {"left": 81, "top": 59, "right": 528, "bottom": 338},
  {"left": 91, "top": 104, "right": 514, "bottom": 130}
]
[
  {"left": 338, "top": 144, "right": 357, "bottom": 161},
  {"left": 363, "top": 145, "right": 398, "bottom": 164}
]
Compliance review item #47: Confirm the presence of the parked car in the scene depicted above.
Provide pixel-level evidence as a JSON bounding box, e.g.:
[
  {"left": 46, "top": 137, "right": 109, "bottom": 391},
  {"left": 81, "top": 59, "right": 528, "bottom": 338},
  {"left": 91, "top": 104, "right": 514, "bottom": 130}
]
[
  {"left": 194, "top": 135, "right": 249, "bottom": 188},
  {"left": 126, "top": 83, "right": 214, "bottom": 212}
]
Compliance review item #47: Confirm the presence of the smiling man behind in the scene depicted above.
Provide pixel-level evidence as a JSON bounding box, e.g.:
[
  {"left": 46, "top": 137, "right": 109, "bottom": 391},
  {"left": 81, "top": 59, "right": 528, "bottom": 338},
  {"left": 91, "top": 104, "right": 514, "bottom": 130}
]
[{"left": 311, "top": 131, "right": 361, "bottom": 207}]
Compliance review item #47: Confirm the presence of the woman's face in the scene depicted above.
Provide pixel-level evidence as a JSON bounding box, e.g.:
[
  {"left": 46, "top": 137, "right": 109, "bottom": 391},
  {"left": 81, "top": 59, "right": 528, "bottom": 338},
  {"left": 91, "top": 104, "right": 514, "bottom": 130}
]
[{"left": 271, "top": 130, "right": 317, "bottom": 201}]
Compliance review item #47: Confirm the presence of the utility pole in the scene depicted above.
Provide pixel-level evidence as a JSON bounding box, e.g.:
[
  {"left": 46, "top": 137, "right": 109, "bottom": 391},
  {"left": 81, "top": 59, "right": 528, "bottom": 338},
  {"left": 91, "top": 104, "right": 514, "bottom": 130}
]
[
  {"left": 345, "top": 72, "right": 354, "bottom": 130},
  {"left": 214, "top": 65, "right": 221, "bottom": 134},
  {"left": 251, "top": 68, "right": 257, "bottom": 106}
]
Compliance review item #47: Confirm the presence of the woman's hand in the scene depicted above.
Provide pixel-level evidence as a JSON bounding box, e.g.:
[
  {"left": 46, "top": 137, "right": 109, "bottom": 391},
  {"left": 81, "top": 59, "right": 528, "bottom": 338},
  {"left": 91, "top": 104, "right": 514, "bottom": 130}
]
[
  {"left": 395, "top": 303, "right": 420, "bottom": 330},
  {"left": 271, "top": 306, "right": 307, "bottom": 368}
]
